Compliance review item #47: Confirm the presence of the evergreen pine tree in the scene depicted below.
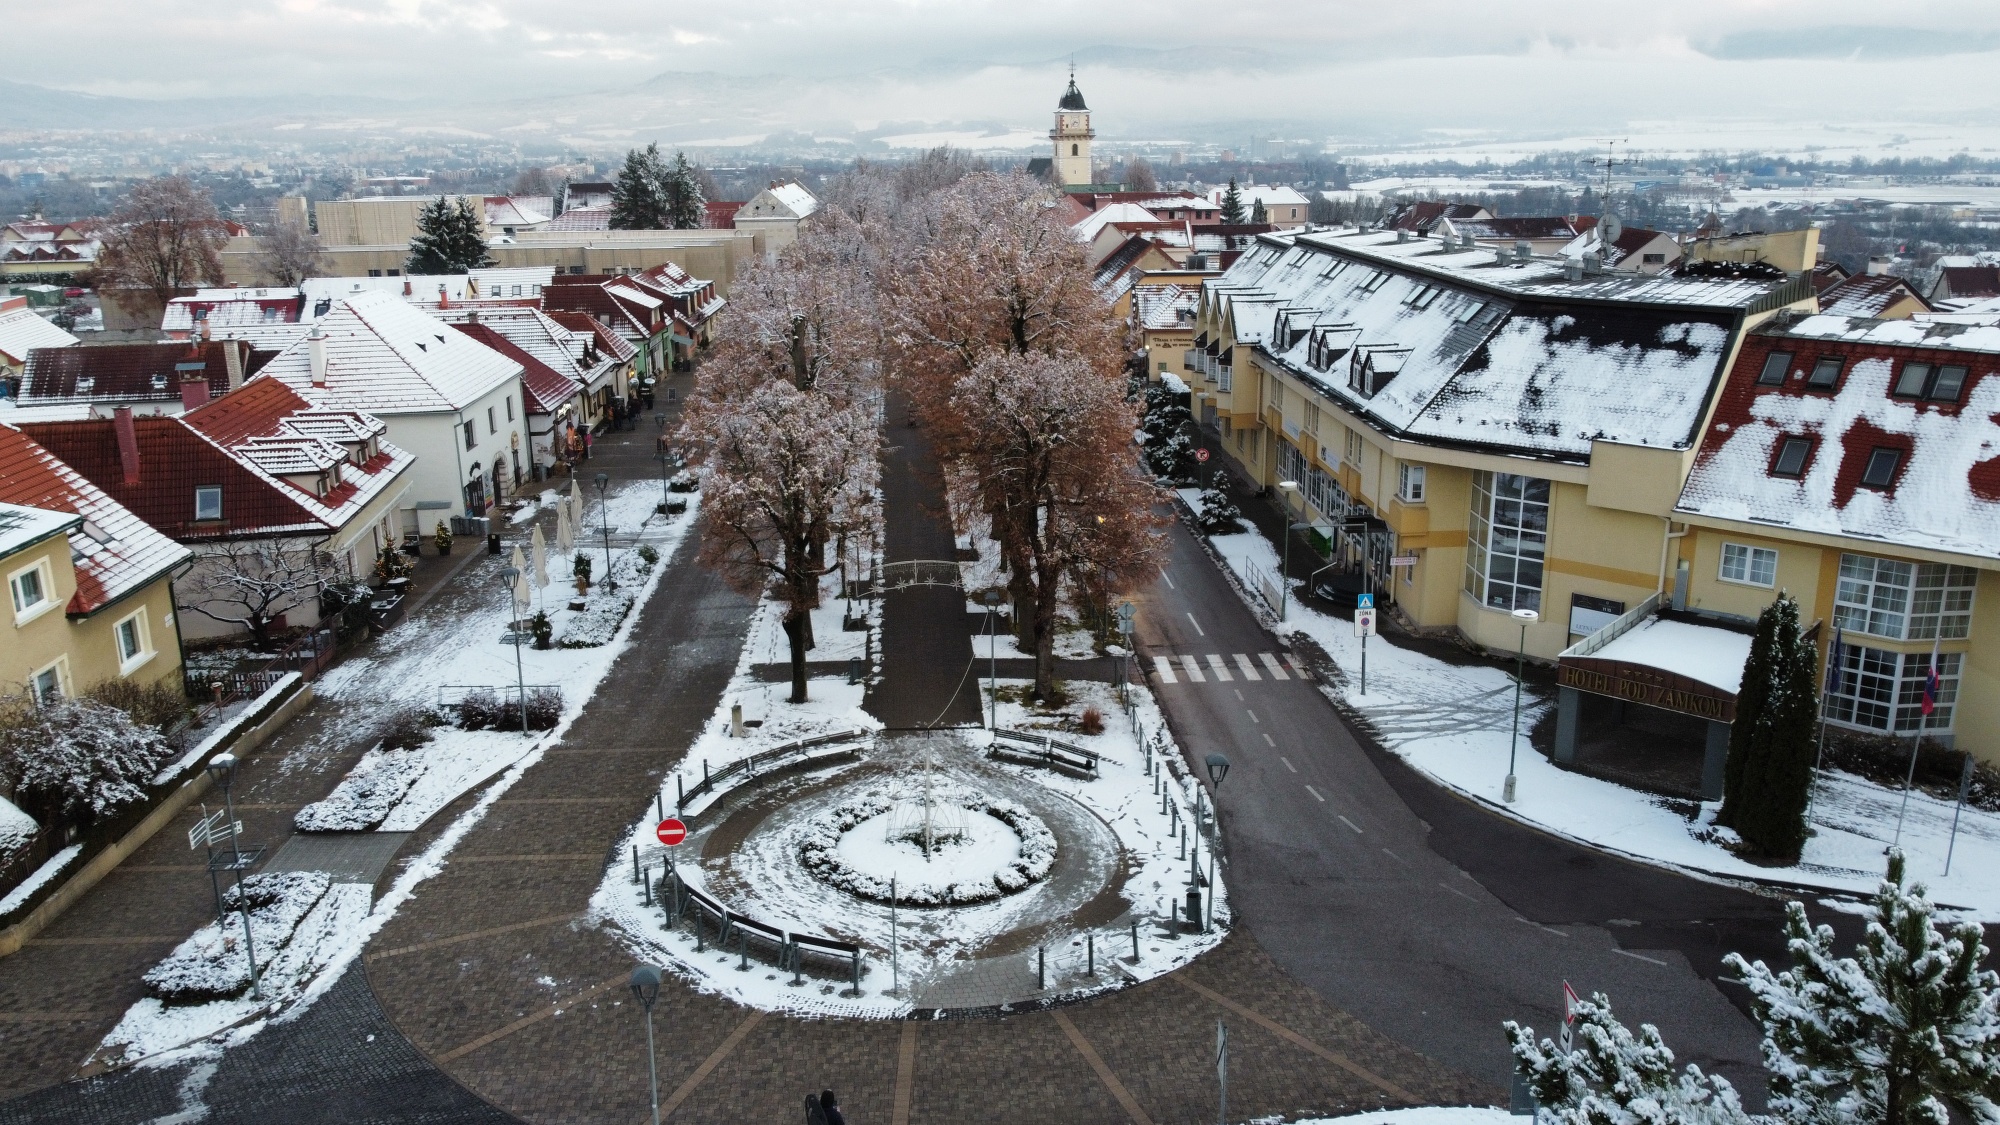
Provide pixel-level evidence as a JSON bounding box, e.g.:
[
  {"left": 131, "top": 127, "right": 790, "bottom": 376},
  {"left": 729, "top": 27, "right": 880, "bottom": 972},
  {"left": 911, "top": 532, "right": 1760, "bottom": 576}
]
[
  {"left": 1194, "top": 486, "right": 1243, "bottom": 536},
  {"left": 445, "top": 198, "right": 493, "bottom": 271},
  {"left": 664, "top": 151, "right": 707, "bottom": 230},
  {"left": 1251, "top": 198, "right": 1269, "bottom": 224},
  {"left": 1507, "top": 993, "right": 1755, "bottom": 1125},
  {"left": 1219, "top": 179, "right": 1246, "bottom": 224},
  {"left": 1720, "top": 595, "right": 1781, "bottom": 828},
  {"left": 1726, "top": 852, "right": 2000, "bottom": 1125},
  {"left": 610, "top": 144, "right": 670, "bottom": 229},
  {"left": 405, "top": 196, "right": 457, "bottom": 275}
]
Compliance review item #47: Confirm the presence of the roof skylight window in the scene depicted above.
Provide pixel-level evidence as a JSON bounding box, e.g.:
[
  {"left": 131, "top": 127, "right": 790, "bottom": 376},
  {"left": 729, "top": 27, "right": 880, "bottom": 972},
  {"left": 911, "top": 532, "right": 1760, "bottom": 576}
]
[
  {"left": 1807, "top": 357, "right": 1843, "bottom": 389},
  {"left": 1757, "top": 351, "right": 1792, "bottom": 386},
  {"left": 1860, "top": 448, "right": 1902, "bottom": 489},
  {"left": 1772, "top": 436, "right": 1813, "bottom": 478}
]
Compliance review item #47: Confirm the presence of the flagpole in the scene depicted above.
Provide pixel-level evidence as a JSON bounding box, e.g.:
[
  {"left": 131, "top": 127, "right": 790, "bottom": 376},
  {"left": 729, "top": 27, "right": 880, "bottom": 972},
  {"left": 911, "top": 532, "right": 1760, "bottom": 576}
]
[
  {"left": 1891, "top": 640, "right": 1941, "bottom": 849},
  {"left": 1806, "top": 627, "right": 1839, "bottom": 825}
]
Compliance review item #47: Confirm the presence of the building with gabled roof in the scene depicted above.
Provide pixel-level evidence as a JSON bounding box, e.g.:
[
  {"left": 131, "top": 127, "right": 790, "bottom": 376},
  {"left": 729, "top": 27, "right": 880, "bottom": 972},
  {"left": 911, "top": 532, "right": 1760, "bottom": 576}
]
[
  {"left": 1186, "top": 223, "right": 1813, "bottom": 663},
  {"left": 18, "top": 339, "right": 262, "bottom": 417},
  {"left": 162, "top": 288, "right": 305, "bottom": 340},
  {"left": 734, "top": 182, "right": 820, "bottom": 253},
  {"left": 1559, "top": 225, "right": 1683, "bottom": 275},
  {"left": 256, "top": 291, "right": 529, "bottom": 525},
  {"left": 0, "top": 426, "right": 191, "bottom": 700},
  {"left": 0, "top": 299, "right": 76, "bottom": 389},
  {"left": 1816, "top": 272, "right": 1930, "bottom": 320},
  {"left": 449, "top": 318, "right": 588, "bottom": 475},
  {"left": 1672, "top": 312, "right": 2000, "bottom": 759}
]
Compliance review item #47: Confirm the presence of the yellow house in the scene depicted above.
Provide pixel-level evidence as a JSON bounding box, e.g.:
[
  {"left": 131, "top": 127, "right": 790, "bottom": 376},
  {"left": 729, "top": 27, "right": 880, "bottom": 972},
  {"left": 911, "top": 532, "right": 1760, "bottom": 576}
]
[
  {"left": 0, "top": 426, "right": 191, "bottom": 702},
  {"left": 1186, "top": 226, "right": 1815, "bottom": 663}
]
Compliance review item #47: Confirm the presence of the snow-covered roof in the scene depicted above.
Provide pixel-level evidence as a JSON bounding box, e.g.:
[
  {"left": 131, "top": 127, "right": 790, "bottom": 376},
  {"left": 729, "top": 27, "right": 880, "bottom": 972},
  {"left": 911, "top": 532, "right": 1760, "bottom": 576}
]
[
  {"left": 1587, "top": 616, "right": 1752, "bottom": 695},
  {"left": 1816, "top": 273, "right": 1929, "bottom": 319},
  {"left": 1676, "top": 317, "right": 2000, "bottom": 562},
  {"left": 162, "top": 289, "right": 303, "bottom": 333},
  {"left": 1135, "top": 284, "right": 1197, "bottom": 331},
  {"left": 258, "top": 291, "right": 523, "bottom": 415},
  {"left": 740, "top": 182, "right": 819, "bottom": 221},
  {"left": 0, "top": 424, "right": 192, "bottom": 615},
  {"left": 1072, "top": 203, "right": 1164, "bottom": 243},
  {"left": 0, "top": 500, "right": 80, "bottom": 560},
  {"left": 1206, "top": 228, "right": 1781, "bottom": 461},
  {"left": 0, "top": 305, "right": 77, "bottom": 364},
  {"left": 1208, "top": 185, "right": 1311, "bottom": 208}
]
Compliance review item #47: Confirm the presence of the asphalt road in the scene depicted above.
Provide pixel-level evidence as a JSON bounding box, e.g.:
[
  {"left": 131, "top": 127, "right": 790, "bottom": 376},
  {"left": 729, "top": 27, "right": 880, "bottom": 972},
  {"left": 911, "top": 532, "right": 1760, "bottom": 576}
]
[{"left": 1133, "top": 513, "right": 1790, "bottom": 1096}]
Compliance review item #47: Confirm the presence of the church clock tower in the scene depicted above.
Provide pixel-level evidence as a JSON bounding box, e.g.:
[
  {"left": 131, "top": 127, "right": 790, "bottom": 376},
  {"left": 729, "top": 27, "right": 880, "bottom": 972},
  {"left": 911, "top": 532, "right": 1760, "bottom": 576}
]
[{"left": 1051, "top": 70, "right": 1094, "bottom": 188}]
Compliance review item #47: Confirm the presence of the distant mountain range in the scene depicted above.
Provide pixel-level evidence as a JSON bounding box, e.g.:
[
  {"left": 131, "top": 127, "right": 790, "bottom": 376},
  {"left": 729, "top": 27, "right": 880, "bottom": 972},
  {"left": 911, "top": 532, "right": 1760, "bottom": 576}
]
[{"left": 0, "top": 79, "right": 410, "bottom": 133}]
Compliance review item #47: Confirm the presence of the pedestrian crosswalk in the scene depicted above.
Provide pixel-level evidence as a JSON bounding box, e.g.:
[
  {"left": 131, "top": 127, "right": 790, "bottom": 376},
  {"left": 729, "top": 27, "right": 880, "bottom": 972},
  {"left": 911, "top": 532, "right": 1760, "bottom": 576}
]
[{"left": 1152, "top": 652, "right": 1303, "bottom": 684}]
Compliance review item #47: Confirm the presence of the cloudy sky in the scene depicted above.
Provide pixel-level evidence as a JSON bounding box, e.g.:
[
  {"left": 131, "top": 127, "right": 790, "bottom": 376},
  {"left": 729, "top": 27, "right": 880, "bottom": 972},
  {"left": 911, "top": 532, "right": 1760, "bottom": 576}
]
[{"left": 16, "top": 1, "right": 2000, "bottom": 148}]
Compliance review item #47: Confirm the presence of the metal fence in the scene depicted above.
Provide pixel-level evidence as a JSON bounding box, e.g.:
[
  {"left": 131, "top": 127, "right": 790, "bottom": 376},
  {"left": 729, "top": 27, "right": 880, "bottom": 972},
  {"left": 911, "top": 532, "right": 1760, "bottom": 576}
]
[{"left": 677, "top": 730, "right": 868, "bottom": 817}]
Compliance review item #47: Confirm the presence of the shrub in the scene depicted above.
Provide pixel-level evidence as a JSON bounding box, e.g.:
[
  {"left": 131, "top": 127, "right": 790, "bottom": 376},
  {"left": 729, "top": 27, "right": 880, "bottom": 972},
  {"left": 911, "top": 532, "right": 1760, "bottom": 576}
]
[
  {"left": 456, "top": 687, "right": 562, "bottom": 731},
  {"left": 0, "top": 696, "right": 173, "bottom": 824},
  {"left": 530, "top": 610, "right": 553, "bottom": 650},
  {"left": 83, "top": 678, "right": 191, "bottom": 732},
  {"left": 433, "top": 520, "right": 453, "bottom": 553},
  {"left": 636, "top": 544, "right": 659, "bottom": 568},
  {"left": 455, "top": 689, "right": 502, "bottom": 730},
  {"left": 373, "top": 547, "right": 412, "bottom": 582},
  {"left": 572, "top": 552, "right": 593, "bottom": 584},
  {"left": 378, "top": 704, "right": 442, "bottom": 751},
  {"left": 1193, "top": 486, "right": 1243, "bottom": 535},
  {"left": 1079, "top": 706, "right": 1105, "bottom": 736}
]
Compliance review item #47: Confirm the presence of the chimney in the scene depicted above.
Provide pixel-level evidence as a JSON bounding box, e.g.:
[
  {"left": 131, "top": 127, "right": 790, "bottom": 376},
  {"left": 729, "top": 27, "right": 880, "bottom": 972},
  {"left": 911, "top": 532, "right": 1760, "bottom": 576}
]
[
  {"left": 404, "top": 277, "right": 413, "bottom": 296},
  {"left": 467, "top": 309, "right": 480, "bottom": 325},
  {"left": 180, "top": 375, "right": 211, "bottom": 410},
  {"left": 222, "top": 340, "right": 244, "bottom": 390},
  {"left": 308, "top": 324, "right": 328, "bottom": 387},
  {"left": 113, "top": 407, "right": 142, "bottom": 486},
  {"left": 438, "top": 284, "right": 449, "bottom": 310}
]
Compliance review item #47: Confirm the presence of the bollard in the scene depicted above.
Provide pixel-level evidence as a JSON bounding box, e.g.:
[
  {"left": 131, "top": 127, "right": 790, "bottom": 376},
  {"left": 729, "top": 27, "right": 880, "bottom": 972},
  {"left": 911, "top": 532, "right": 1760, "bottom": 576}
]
[
  {"left": 739, "top": 930, "right": 749, "bottom": 972},
  {"left": 1038, "top": 946, "right": 1046, "bottom": 991},
  {"left": 677, "top": 774, "right": 684, "bottom": 811},
  {"left": 850, "top": 951, "right": 861, "bottom": 997},
  {"left": 695, "top": 906, "right": 705, "bottom": 952},
  {"left": 730, "top": 703, "right": 743, "bottom": 738},
  {"left": 792, "top": 944, "right": 803, "bottom": 986},
  {"left": 1179, "top": 829, "right": 1186, "bottom": 861},
  {"left": 632, "top": 845, "right": 640, "bottom": 884},
  {"left": 657, "top": 793, "right": 663, "bottom": 822},
  {"left": 643, "top": 870, "right": 652, "bottom": 907},
  {"left": 1088, "top": 935, "right": 1095, "bottom": 978},
  {"left": 1130, "top": 918, "right": 1140, "bottom": 962}
]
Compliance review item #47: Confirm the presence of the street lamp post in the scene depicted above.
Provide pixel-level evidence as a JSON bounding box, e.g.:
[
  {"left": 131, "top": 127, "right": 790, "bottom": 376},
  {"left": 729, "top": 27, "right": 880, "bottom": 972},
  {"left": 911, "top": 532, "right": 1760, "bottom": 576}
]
[
  {"left": 1504, "top": 608, "right": 1539, "bottom": 803},
  {"left": 654, "top": 450, "right": 673, "bottom": 512},
  {"left": 500, "top": 566, "right": 529, "bottom": 736},
  {"left": 1204, "top": 754, "right": 1229, "bottom": 931},
  {"left": 205, "top": 754, "right": 260, "bottom": 1000},
  {"left": 629, "top": 965, "right": 662, "bottom": 1125},
  {"left": 594, "top": 471, "right": 613, "bottom": 588},
  {"left": 1276, "top": 481, "right": 1300, "bottom": 621},
  {"left": 984, "top": 590, "right": 1003, "bottom": 729}
]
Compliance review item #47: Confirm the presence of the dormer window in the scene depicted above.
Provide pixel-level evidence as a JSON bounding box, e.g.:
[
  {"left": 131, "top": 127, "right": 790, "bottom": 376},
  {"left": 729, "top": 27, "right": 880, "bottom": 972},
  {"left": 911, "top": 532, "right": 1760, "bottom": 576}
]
[
  {"left": 150, "top": 373, "right": 168, "bottom": 391},
  {"left": 75, "top": 377, "right": 95, "bottom": 394},
  {"left": 1860, "top": 448, "right": 1902, "bottom": 489},
  {"left": 1772, "top": 436, "right": 1813, "bottom": 478}
]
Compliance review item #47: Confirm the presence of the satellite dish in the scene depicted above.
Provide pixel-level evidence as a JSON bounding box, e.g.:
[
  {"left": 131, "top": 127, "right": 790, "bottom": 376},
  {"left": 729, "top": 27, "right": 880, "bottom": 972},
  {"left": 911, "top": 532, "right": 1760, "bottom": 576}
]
[{"left": 1599, "top": 213, "right": 1623, "bottom": 246}]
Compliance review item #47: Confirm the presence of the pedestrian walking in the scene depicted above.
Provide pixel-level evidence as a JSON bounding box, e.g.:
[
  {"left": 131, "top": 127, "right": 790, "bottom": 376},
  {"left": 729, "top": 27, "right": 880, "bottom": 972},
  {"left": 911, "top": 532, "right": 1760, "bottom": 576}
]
[
  {"left": 804, "top": 1092, "right": 828, "bottom": 1125},
  {"left": 820, "top": 1089, "right": 846, "bottom": 1125}
]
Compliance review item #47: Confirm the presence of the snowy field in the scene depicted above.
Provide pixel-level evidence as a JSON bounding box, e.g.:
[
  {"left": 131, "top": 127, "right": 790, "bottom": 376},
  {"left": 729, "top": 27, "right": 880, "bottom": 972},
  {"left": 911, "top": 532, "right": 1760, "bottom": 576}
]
[
  {"left": 1201, "top": 524, "right": 2000, "bottom": 920},
  {"left": 90, "top": 482, "right": 698, "bottom": 1073},
  {"left": 594, "top": 584, "right": 1226, "bottom": 1016}
]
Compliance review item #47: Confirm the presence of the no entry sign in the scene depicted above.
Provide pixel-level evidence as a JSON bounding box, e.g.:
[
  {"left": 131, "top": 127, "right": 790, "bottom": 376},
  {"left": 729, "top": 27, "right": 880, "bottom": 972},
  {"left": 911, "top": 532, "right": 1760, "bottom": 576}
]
[
  {"left": 1194, "top": 448, "right": 1210, "bottom": 463},
  {"left": 655, "top": 818, "right": 688, "bottom": 847}
]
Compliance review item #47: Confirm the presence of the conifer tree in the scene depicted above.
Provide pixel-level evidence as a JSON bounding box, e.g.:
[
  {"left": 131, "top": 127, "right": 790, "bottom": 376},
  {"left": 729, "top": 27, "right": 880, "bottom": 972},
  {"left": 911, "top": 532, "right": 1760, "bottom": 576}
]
[
  {"left": 1727, "top": 852, "right": 2000, "bottom": 1125},
  {"left": 610, "top": 144, "right": 671, "bottom": 229},
  {"left": 1251, "top": 198, "right": 1269, "bottom": 224},
  {"left": 664, "top": 151, "right": 708, "bottom": 230},
  {"left": 1507, "top": 993, "right": 1755, "bottom": 1125},
  {"left": 405, "top": 196, "right": 491, "bottom": 274},
  {"left": 1219, "top": 179, "right": 1246, "bottom": 224},
  {"left": 1720, "top": 594, "right": 1818, "bottom": 859}
]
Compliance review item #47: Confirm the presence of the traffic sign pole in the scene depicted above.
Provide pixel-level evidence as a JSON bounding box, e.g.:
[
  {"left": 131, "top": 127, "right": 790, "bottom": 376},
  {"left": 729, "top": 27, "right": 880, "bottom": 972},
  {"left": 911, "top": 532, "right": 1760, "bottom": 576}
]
[{"left": 1355, "top": 595, "right": 1376, "bottom": 695}]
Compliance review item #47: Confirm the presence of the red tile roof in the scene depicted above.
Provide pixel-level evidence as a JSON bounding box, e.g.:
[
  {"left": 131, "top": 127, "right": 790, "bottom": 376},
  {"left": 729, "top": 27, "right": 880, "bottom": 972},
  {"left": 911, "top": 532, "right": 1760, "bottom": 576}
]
[
  {"left": 21, "top": 340, "right": 253, "bottom": 404},
  {"left": 1940, "top": 266, "right": 2000, "bottom": 300},
  {"left": 0, "top": 425, "right": 190, "bottom": 615},
  {"left": 451, "top": 323, "right": 583, "bottom": 414},
  {"left": 545, "top": 311, "right": 637, "bottom": 364}
]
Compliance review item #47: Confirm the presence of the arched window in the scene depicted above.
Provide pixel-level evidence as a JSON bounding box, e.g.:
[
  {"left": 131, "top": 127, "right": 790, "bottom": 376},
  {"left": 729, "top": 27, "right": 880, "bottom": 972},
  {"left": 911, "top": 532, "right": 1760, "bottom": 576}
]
[{"left": 1071, "top": 144, "right": 1078, "bottom": 156}]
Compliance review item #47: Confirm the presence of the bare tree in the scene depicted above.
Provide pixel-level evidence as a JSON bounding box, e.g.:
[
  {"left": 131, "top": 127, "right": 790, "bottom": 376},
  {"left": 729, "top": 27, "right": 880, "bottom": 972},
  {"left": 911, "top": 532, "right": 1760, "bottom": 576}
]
[
  {"left": 178, "top": 539, "right": 337, "bottom": 648},
  {"left": 1125, "top": 158, "right": 1159, "bottom": 193},
  {"left": 686, "top": 383, "right": 880, "bottom": 702},
  {"left": 252, "top": 220, "right": 324, "bottom": 287},
  {"left": 945, "top": 352, "right": 1163, "bottom": 700},
  {"left": 697, "top": 206, "right": 882, "bottom": 405},
  {"left": 512, "top": 167, "right": 556, "bottom": 196},
  {"left": 820, "top": 159, "right": 899, "bottom": 226},
  {"left": 89, "top": 176, "right": 229, "bottom": 304}
]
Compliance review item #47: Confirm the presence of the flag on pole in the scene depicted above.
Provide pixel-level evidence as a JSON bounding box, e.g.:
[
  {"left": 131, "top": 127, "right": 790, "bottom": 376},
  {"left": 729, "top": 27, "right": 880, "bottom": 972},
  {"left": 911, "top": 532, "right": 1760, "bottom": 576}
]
[
  {"left": 531, "top": 525, "right": 548, "bottom": 589},
  {"left": 1921, "top": 641, "right": 1941, "bottom": 717}
]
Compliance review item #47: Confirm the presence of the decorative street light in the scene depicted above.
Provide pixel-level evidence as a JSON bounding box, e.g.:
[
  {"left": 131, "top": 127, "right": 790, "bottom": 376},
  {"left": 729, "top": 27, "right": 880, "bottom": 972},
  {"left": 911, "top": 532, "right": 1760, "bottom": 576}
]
[
  {"left": 205, "top": 753, "right": 260, "bottom": 1000},
  {"left": 629, "top": 964, "right": 662, "bottom": 1125},
  {"left": 1276, "top": 481, "right": 1299, "bottom": 620},
  {"left": 1504, "top": 607, "right": 1539, "bottom": 803},
  {"left": 500, "top": 566, "right": 530, "bottom": 736},
  {"left": 1202, "top": 752, "right": 1229, "bottom": 929},
  {"left": 594, "top": 471, "right": 613, "bottom": 589},
  {"left": 1205, "top": 753, "right": 1231, "bottom": 787}
]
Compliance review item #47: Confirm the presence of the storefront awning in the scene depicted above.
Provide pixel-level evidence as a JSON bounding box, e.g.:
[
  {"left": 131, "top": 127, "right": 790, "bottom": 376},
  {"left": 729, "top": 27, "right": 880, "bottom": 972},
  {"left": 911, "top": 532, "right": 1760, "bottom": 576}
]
[{"left": 1558, "top": 602, "right": 1752, "bottom": 723}]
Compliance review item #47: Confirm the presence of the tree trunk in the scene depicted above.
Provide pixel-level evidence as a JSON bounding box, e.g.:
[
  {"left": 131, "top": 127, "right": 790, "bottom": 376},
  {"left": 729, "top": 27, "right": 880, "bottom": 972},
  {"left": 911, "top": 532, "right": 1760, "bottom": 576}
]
[
  {"left": 783, "top": 611, "right": 810, "bottom": 705},
  {"left": 1031, "top": 555, "right": 1061, "bottom": 703}
]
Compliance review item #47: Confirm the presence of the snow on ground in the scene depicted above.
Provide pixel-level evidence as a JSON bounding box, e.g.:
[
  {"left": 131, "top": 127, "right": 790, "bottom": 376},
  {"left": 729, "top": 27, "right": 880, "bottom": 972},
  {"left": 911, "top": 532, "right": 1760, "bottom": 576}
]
[
  {"left": 151, "top": 675, "right": 302, "bottom": 787},
  {"left": 1202, "top": 525, "right": 2000, "bottom": 919},
  {"left": 0, "top": 843, "right": 81, "bottom": 916},
  {"left": 594, "top": 587, "right": 1224, "bottom": 1016},
  {"left": 93, "top": 482, "right": 697, "bottom": 1071},
  {"left": 1279, "top": 1108, "right": 1510, "bottom": 1125}
]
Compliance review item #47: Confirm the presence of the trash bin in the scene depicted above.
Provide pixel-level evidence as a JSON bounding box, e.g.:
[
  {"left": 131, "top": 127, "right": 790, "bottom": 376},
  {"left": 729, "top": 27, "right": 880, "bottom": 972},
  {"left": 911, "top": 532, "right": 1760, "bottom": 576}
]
[{"left": 487, "top": 533, "right": 501, "bottom": 555}]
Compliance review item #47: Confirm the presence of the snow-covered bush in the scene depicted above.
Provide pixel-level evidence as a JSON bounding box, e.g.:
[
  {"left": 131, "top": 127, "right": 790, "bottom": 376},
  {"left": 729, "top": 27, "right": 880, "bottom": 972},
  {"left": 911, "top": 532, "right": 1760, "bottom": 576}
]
[
  {"left": 0, "top": 696, "right": 173, "bottom": 824},
  {"left": 557, "top": 591, "right": 634, "bottom": 647},
  {"left": 1508, "top": 992, "right": 1754, "bottom": 1125},
  {"left": 143, "top": 871, "right": 332, "bottom": 1003},
  {"left": 293, "top": 748, "right": 427, "bottom": 832},
  {"left": 668, "top": 471, "right": 698, "bottom": 493},
  {"left": 798, "top": 791, "right": 1056, "bottom": 905},
  {"left": 1193, "top": 486, "right": 1243, "bottom": 535},
  {"left": 377, "top": 704, "right": 442, "bottom": 751}
]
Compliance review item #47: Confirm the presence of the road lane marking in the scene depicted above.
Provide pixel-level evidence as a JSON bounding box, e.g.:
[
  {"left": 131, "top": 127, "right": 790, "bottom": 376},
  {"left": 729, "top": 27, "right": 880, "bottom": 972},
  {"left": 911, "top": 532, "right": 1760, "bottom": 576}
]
[
  {"left": 1439, "top": 881, "right": 1478, "bottom": 902},
  {"left": 1245, "top": 709, "right": 1259, "bottom": 723},
  {"left": 1051, "top": 1010, "right": 1156, "bottom": 1125},
  {"left": 1233, "top": 689, "right": 1244, "bottom": 701},
  {"left": 1283, "top": 654, "right": 1306, "bottom": 677},
  {"left": 1262, "top": 733, "right": 1275, "bottom": 747},
  {"left": 1206, "top": 655, "right": 1233, "bottom": 681},
  {"left": 1186, "top": 612, "right": 1205, "bottom": 636},
  {"left": 1234, "top": 654, "right": 1262, "bottom": 680},
  {"left": 1259, "top": 653, "right": 1290, "bottom": 680},
  {"left": 1613, "top": 948, "right": 1669, "bottom": 966},
  {"left": 1515, "top": 917, "right": 1569, "bottom": 938},
  {"left": 1337, "top": 815, "right": 1363, "bottom": 834},
  {"left": 1153, "top": 656, "right": 1177, "bottom": 683},
  {"left": 1281, "top": 757, "right": 1297, "bottom": 773},
  {"left": 1381, "top": 847, "right": 1407, "bottom": 864},
  {"left": 1160, "top": 567, "right": 1176, "bottom": 590},
  {"left": 1179, "top": 655, "right": 1206, "bottom": 682},
  {"left": 1304, "top": 785, "right": 1326, "bottom": 802}
]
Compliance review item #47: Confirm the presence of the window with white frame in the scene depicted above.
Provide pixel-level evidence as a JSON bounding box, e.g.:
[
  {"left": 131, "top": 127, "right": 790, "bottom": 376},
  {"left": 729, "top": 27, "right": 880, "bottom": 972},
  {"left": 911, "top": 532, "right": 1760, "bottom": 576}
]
[
  {"left": 1344, "top": 428, "right": 1363, "bottom": 466},
  {"left": 9, "top": 559, "right": 51, "bottom": 622},
  {"left": 1825, "top": 646, "right": 1960, "bottom": 733},
  {"left": 1464, "top": 471, "right": 1549, "bottom": 613},
  {"left": 1834, "top": 554, "right": 1977, "bottom": 640},
  {"left": 30, "top": 660, "right": 63, "bottom": 703},
  {"left": 194, "top": 486, "right": 223, "bottom": 521},
  {"left": 1719, "top": 543, "right": 1778, "bottom": 587},
  {"left": 1398, "top": 463, "right": 1426, "bottom": 503},
  {"left": 114, "top": 610, "right": 150, "bottom": 670}
]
